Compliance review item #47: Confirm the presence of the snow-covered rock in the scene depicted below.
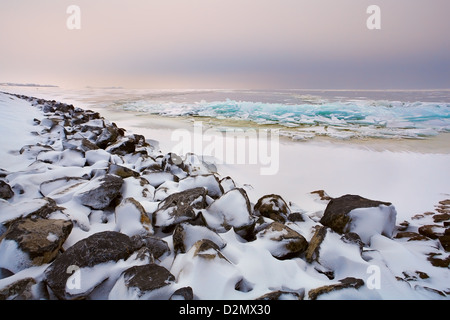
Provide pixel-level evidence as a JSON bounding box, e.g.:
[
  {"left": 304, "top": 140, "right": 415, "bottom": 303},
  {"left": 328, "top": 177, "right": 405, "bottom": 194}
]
[
  {"left": 0, "top": 197, "right": 64, "bottom": 226},
  {"left": 95, "top": 125, "right": 121, "bottom": 149},
  {"left": 85, "top": 149, "right": 111, "bottom": 166},
  {"left": 256, "top": 290, "right": 305, "bottom": 300},
  {"left": 178, "top": 174, "right": 223, "bottom": 199},
  {"left": 115, "top": 198, "right": 153, "bottom": 237},
  {"left": 320, "top": 194, "right": 397, "bottom": 244},
  {"left": 347, "top": 205, "right": 397, "bottom": 244},
  {"left": 131, "top": 235, "right": 171, "bottom": 262},
  {"left": 74, "top": 174, "right": 124, "bottom": 210},
  {"left": 109, "top": 264, "right": 175, "bottom": 300},
  {"left": 44, "top": 231, "right": 140, "bottom": 300},
  {"left": 119, "top": 176, "right": 155, "bottom": 203},
  {"left": 254, "top": 194, "right": 291, "bottom": 223},
  {"left": 0, "top": 218, "right": 72, "bottom": 272},
  {"left": 37, "top": 149, "right": 86, "bottom": 167},
  {"left": 105, "top": 134, "right": 145, "bottom": 156},
  {"left": 255, "top": 222, "right": 308, "bottom": 260},
  {"left": 172, "top": 223, "right": 226, "bottom": 254},
  {"left": 108, "top": 163, "right": 140, "bottom": 179},
  {"left": 142, "top": 171, "right": 177, "bottom": 188},
  {"left": 161, "top": 153, "right": 188, "bottom": 179},
  {"left": 0, "top": 277, "right": 43, "bottom": 300},
  {"left": 40, "top": 177, "right": 88, "bottom": 204},
  {"left": 153, "top": 187, "right": 207, "bottom": 231},
  {"left": 202, "top": 188, "right": 255, "bottom": 237}
]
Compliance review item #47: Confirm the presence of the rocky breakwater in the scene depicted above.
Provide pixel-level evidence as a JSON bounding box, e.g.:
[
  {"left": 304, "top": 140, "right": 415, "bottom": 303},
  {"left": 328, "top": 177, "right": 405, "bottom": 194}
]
[{"left": 0, "top": 93, "right": 449, "bottom": 300}]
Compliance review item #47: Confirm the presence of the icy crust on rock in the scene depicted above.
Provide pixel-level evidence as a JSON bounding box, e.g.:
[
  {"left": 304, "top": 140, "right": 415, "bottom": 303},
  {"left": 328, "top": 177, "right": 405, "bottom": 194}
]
[{"left": 0, "top": 92, "right": 449, "bottom": 300}]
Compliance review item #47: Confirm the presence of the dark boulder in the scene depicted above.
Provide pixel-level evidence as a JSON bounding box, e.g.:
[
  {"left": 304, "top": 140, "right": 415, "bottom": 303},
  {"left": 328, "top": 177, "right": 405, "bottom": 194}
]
[
  {"left": 0, "top": 181, "right": 14, "bottom": 200},
  {"left": 95, "top": 126, "right": 119, "bottom": 149},
  {"left": 110, "top": 264, "right": 175, "bottom": 300},
  {"left": 75, "top": 174, "right": 124, "bottom": 210},
  {"left": 320, "top": 194, "right": 391, "bottom": 234},
  {"left": 320, "top": 194, "right": 396, "bottom": 244},
  {"left": 439, "top": 229, "right": 450, "bottom": 252},
  {"left": 130, "top": 235, "right": 171, "bottom": 261},
  {"left": 44, "top": 231, "right": 139, "bottom": 300},
  {"left": 288, "top": 212, "right": 305, "bottom": 222},
  {"left": 105, "top": 134, "right": 143, "bottom": 156}
]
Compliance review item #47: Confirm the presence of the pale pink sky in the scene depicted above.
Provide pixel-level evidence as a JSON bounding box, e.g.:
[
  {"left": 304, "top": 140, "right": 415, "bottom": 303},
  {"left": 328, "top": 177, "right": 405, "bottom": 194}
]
[{"left": 1, "top": 0, "right": 449, "bottom": 89}]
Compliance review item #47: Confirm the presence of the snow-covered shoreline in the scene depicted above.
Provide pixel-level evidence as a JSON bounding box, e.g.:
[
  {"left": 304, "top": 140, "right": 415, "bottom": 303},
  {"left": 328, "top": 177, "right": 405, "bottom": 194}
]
[
  {"left": 0, "top": 91, "right": 449, "bottom": 300},
  {"left": 2, "top": 86, "right": 450, "bottom": 222}
]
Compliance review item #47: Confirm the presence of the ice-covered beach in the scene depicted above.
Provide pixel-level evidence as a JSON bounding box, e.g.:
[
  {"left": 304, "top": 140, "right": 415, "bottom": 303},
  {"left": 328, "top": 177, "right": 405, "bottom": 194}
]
[{"left": 0, "top": 87, "right": 449, "bottom": 300}]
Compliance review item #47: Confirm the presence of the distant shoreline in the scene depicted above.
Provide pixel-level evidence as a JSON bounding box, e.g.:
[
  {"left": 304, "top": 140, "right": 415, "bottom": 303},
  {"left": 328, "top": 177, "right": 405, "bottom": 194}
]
[{"left": 0, "top": 83, "right": 59, "bottom": 88}]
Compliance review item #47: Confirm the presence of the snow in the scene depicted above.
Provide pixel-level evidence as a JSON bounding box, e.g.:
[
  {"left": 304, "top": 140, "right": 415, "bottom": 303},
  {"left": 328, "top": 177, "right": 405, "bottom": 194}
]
[
  {"left": 218, "top": 230, "right": 316, "bottom": 299},
  {"left": 215, "top": 144, "right": 450, "bottom": 224},
  {"left": 171, "top": 239, "right": 242, "bottom": 300},
  {"left": 85, "top": 149, "right": 111, "bottom": 166},
  {"left": 119, "top": 177, "right": 150, "bottom": 203},
  {"left": 143, "top": 172, "right": 177, "bottom": 188},
  {"left": 0, "top": 94, "right": 44, "bottom": 171},
  {"left": 36, "top": 149, "right": 86, "bottom": 167},
  {"left": 178, "top": 175, "right": 223, "bottom": 198},
  {"left": 0, "top": 240, "right": 31, "bottom": 273},
  {"left": 46, "top": 233, "right": 59, "bottom": 242},
  {"left": 0, "top": 198, "right": 55, "bottom": 225},
  {"left": 317, "top": 230, "right": 370, "bottom": 280},
  {"left": 178, "top": 223, "right": 227, "bottom": 252},
  {"left": 347, "top": 205, "right": 397, "bottom": 245}
]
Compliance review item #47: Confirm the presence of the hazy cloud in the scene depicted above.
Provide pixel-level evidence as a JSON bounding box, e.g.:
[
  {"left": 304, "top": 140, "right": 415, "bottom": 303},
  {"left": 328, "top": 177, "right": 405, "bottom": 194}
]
[{"left": 0, "top": 0, "right": 449, "bottom": 89}]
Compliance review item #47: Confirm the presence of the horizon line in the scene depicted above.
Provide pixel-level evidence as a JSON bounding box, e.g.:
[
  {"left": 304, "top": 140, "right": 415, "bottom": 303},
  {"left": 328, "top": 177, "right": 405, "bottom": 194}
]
[{"left": 1, "top": 83, "right": 450, "bottom": 92}]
